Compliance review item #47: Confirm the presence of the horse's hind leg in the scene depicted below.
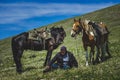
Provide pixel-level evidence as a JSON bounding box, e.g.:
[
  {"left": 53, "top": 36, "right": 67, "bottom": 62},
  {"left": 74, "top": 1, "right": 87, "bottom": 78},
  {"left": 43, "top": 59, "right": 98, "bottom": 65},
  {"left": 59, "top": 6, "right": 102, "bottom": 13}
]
[
  {"left": 105, "top": 34, "right": 111, "bottom": 57},
  {"left": 101, "top": 43, "right": 106, "bottom": 61},
  {"left": 13, "top": 50, "right": 23, "bottom": 73},
  {"left": 106, "top": 42, "right": 111, "bottom": 57}
]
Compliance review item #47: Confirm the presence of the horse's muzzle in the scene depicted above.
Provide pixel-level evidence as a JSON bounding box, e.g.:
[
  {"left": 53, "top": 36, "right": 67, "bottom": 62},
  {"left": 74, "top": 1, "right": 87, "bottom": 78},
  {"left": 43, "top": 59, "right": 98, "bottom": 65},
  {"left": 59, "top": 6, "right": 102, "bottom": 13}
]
[{"left": 57, "top": 38, "right": 64, "bottom": 44}]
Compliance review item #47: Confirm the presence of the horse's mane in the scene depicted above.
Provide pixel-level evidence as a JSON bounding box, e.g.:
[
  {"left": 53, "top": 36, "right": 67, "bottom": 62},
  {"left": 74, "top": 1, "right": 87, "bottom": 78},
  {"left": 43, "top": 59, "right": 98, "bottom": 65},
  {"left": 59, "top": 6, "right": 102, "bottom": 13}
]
[{"left": 50, "top": 26, "right": 64, "bottom": 33}]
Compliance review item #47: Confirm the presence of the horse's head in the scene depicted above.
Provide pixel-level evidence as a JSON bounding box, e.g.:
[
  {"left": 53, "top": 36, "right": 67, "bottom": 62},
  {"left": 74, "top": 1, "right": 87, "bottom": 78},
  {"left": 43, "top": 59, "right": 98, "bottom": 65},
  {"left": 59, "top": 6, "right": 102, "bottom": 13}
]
[
  {"left": 71, "top": 18, "right": 95, "bottom": 40},
  {"left": 71, "top": 18, "right": 82, "bottom": 37},
  {"left": 58, "top": 26, "right": 66, "bottom": 39},
  {"left": 50, "top": 26, "right": 66, "bottom": 44}
]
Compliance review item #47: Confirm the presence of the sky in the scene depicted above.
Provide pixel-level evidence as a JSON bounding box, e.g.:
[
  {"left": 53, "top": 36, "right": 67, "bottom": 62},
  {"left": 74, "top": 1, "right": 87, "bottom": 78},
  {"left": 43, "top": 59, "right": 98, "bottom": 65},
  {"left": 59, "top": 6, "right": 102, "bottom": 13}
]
[{"left": 0, "top": 0, "right": 119, "bottom": 40}]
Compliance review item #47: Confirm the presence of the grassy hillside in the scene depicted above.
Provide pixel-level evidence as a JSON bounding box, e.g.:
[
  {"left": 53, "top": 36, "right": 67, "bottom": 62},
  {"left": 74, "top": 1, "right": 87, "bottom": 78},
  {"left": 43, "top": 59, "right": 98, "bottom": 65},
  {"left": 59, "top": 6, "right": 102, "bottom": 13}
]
[{"left": 0, "top": 4, "right": 120, "bottom": 80}]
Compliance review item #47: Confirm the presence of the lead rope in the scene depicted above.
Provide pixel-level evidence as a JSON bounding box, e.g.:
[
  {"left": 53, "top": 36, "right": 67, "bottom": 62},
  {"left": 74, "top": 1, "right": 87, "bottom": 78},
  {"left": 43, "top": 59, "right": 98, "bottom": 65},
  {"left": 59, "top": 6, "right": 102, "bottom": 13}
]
[{"left": 75, "top": 36, "right": 80, "bottom": 67}]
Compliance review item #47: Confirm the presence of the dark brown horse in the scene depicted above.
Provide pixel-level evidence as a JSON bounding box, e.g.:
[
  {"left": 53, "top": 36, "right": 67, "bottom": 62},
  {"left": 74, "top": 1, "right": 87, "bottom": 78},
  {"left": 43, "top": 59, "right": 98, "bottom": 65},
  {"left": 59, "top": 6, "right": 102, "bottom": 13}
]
[
  {"left": 11, "top": 27, "right": 66, "bottom": 73},
  {"left": 71, "top": 18, "right": 111, "bottom": 66}
]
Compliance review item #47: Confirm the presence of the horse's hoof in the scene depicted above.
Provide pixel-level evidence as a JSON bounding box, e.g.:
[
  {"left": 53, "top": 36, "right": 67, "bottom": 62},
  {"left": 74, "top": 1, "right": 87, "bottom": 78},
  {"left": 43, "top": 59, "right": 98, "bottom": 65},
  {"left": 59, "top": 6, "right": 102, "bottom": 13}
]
[
  {"left": 108, "top": 55, "right": 112, "bottom": 58},
  {"left": 18, "top": 71, "right": 22, "bottom": 74},
  {"left": 86, "top": 62, "right": 89, "bottom": 66},
  {"left": 17, "top": 69, "right": 22, "bottom": 74},
  {"left": 101, "top": 57, "right": 105, "bottom": 62},
  {"left": 95, "top": 59, "right": 99, "bottom": 64},
  {"left": 43, "top": 64, "right": 46, "bottom": 67}
]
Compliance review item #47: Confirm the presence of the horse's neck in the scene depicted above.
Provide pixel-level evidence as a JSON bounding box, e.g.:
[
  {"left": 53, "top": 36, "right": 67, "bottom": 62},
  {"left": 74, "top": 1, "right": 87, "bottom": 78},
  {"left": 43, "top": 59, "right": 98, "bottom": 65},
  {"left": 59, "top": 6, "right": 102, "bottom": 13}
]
[
  {"left": 82, "top": 31, "right": 92, "bottom": 43},
  {"left": 83, "top": 30, "right": 87, "bottom": 35},
  {"left": 82, "top": 30, "right": 88, "bottom": 38}
]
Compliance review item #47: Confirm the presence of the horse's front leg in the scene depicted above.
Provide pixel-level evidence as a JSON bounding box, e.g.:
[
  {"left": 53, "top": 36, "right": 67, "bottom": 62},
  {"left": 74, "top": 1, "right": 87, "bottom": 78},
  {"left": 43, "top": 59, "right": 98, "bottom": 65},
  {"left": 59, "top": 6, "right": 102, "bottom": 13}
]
[
  {"left": 44, "top": 50, "right": 52, "bottom": 66},
  {"left": 90, "top": 46, "right": 95, "bottom": 65},
  {"left": 83, "top": 44, "right": 88, "bottom": 66},
  {"left": 95, "top": 45, "right": 101, "bottom": 63},
  {"left": 85, "top": 50, "right": 89, "bottom": 66}
]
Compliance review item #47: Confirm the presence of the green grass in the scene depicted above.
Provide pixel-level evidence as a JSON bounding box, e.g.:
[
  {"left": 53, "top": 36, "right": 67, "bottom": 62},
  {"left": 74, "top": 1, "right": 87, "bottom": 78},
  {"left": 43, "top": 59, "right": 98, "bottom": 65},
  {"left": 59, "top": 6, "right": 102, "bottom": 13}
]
[{"left": 0, "top": 4, "right": 120, "bottom": 80}]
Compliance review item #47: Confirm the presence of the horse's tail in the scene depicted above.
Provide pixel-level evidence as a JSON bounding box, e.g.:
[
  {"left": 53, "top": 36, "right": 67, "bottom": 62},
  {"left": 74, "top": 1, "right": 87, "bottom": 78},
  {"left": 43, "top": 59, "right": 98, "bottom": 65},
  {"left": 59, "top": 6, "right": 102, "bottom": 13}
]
[{"left": 11, "top": 36, "right": 18, "bottom": 56}]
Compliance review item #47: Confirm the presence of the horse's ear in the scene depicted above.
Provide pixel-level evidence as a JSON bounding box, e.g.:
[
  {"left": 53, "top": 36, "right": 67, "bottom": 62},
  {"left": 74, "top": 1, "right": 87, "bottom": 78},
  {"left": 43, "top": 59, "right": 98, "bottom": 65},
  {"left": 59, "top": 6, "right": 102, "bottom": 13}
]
[
  {"left": 74, "top": 18, "right": 77, "bottom": 22},
  {"left": 52, "top": 26, "right": 55, "bottom": 29}
]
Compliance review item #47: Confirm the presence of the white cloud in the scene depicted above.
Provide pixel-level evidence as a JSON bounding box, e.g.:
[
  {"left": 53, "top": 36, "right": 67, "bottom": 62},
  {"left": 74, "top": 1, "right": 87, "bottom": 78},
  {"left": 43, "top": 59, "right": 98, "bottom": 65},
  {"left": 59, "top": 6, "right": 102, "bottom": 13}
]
[{"left": 0, "top": 3, "right": 115, "bottom": 24}]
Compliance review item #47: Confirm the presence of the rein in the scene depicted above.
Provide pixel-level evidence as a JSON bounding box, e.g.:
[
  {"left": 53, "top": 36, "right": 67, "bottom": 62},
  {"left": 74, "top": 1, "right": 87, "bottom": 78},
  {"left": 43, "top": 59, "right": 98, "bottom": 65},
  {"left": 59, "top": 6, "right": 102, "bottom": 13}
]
[{"left": 74, "top": 34, "right": 81, "bottom": 66}]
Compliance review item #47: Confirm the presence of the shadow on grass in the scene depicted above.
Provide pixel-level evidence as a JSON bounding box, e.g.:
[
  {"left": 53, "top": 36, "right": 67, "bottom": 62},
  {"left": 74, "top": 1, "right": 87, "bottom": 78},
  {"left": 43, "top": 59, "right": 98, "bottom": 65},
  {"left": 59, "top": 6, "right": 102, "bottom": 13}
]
[
  {"left": 23, "top": 66, "right": 37, "bottom": 72},
  {"left": 94, "top": 56, "right": 112, "bottom": 65}
]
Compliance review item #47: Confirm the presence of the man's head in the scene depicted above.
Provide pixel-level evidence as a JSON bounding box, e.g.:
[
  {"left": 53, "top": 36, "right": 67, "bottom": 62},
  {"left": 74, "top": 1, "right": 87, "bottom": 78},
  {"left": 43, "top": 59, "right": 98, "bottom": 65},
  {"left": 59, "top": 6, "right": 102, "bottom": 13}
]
[{"left": 60, "top": 46, "right": 67, "bottom": 55}]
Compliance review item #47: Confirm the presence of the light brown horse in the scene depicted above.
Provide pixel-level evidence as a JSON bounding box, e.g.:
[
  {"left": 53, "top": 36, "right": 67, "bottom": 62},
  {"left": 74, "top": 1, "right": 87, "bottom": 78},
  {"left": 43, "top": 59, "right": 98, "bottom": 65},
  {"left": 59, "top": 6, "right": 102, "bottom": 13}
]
[{"left": 71, "top": 18, "right": 111, "bottom": 66}]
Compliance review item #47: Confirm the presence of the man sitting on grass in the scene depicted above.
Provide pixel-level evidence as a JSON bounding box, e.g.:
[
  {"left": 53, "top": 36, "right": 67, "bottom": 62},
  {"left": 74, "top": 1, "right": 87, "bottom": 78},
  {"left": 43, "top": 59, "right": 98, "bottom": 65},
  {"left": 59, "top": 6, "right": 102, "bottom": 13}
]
[{"left": 43, "top": 46, "right": 78, "bottom": 73}]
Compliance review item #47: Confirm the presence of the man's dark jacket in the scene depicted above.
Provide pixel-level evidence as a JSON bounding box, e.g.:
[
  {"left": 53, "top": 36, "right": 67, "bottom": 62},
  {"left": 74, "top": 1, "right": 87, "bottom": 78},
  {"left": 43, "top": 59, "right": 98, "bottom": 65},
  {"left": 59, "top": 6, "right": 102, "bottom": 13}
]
[{"left": 48, "top": 51, "right": 78, "bottom": 68}]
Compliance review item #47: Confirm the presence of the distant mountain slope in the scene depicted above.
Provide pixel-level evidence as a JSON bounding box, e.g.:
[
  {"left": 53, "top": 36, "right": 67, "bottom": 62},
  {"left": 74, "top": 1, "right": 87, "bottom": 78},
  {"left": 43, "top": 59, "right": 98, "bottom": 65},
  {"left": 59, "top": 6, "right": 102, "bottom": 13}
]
[{"left": 0, "top": 4, "right": 120, "bottom": 80}]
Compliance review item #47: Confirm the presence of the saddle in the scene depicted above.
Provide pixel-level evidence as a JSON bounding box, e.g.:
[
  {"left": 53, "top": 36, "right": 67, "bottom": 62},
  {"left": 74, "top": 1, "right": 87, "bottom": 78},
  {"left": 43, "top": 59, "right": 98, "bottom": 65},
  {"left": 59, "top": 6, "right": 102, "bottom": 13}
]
[
  {"left": 88, "top": 22, "right": 109, "bottom": 36},
  {"left": 28, "top": 30, "right": 51, "bottom": 49},
  {"left": 28, "top": 32, "right": 38, "bottom": 40},
  {"left": 85, "top": 21, "right": 109, "bottom": 41}
]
